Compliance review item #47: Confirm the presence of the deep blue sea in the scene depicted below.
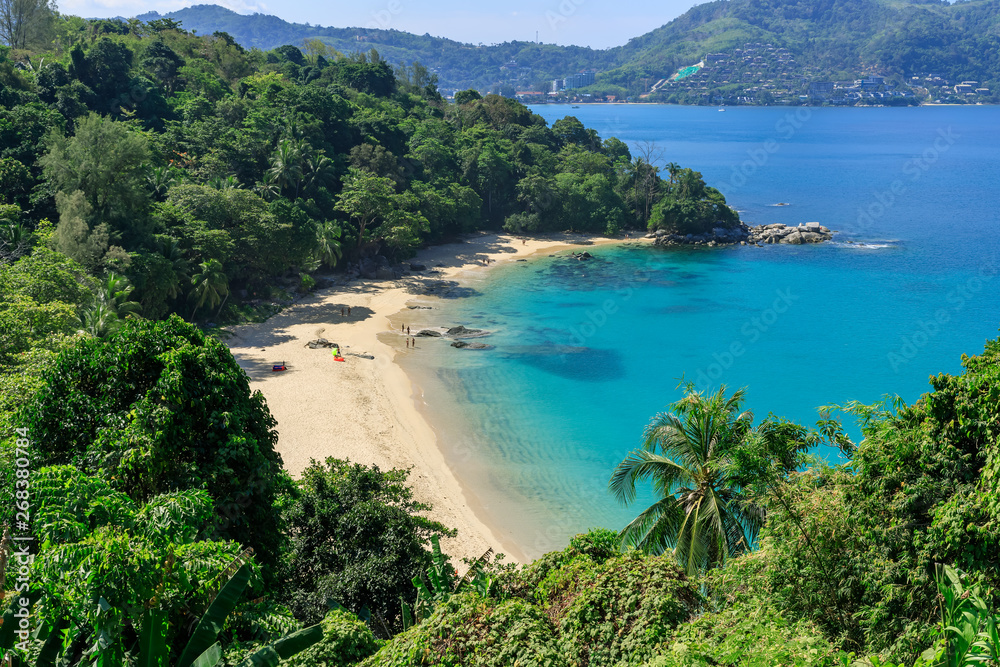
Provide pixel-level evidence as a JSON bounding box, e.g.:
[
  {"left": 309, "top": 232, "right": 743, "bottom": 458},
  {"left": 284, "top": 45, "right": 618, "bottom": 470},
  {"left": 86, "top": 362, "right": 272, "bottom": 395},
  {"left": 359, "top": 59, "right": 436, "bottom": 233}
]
[{"left": 402, "top": 105, "right": 1000, "bottom": 559}]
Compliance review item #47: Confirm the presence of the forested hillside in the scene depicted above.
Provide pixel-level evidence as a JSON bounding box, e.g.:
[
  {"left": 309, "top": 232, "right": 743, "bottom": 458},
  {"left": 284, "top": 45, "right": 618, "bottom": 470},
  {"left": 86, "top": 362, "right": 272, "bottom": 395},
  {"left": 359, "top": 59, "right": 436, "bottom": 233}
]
[
  {"left": 139, "top": 0, "right": 1000, "bottom": 101},
  {"left": 0, "top": 13, "right": 731, "bottom": 338}
]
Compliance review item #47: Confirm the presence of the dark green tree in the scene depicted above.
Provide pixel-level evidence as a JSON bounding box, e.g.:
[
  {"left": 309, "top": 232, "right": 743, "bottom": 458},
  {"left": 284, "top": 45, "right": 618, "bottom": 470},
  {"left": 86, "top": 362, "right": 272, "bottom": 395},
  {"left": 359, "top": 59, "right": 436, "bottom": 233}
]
[
  {"left": 19, "top": 315, "right": 289, "bottom": 577},
  {"left": 281, "top": 458, "right": 455, "bottom": 636}
]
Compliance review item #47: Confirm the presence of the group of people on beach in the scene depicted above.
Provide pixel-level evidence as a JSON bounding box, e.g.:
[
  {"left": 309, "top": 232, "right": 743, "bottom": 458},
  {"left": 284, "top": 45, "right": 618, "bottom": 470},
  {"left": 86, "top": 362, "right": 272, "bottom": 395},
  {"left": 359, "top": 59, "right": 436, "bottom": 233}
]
[{"left": 402, "top": 323, "right": 417, "bottom": 349}]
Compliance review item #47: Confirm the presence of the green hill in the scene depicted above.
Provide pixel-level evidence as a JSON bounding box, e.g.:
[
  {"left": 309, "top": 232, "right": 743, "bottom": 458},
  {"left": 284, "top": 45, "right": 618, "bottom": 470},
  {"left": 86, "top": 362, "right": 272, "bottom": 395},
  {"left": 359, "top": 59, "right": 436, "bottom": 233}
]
[{"left": 137, "top": 0, "right": 1000, "bottom": 102}]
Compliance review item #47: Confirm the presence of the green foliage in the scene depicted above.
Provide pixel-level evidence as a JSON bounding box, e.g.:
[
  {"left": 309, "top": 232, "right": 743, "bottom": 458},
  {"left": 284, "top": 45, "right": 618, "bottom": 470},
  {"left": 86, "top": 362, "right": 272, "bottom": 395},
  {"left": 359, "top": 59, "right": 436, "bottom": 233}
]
[
  {"left": 18, "top": 315, "right": 289, "bottom": 577},
  {"left": 41, "top": 113, "right": 153, "bottom": 252},
  {"left": 648, "top": 168, "right": 739, "bottom": 236},
  {"left": 609, "top": 385, "right": 765, "bottom": 576},
  {"left": 919, "top": 564, "right": 1000, "bottom": 667},
  {"left": 0, "top": 245, "right": 92, "bottom": 365},
  {"left": 368, "top": 541, "right": 701, "bottom": 667},
  {"left": 280, "top": 458, "right": 455, "bottom": 637},
  {"left": 279, "top": 610, "right": 380, "bottom": 667}
]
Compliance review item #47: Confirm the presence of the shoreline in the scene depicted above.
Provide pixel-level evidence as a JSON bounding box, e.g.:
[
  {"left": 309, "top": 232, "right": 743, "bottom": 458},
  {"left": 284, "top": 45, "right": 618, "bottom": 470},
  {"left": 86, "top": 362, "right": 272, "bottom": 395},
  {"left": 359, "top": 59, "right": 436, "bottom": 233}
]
[{"left": 225, "top": 231, "right": 643, "bottom": 564}]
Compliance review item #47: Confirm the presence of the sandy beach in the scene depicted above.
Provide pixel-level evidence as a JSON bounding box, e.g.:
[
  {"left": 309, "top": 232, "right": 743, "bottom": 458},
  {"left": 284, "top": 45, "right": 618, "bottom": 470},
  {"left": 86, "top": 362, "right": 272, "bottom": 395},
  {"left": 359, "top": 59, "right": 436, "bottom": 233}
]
[{"left": 226, "top": 232, "right": 642, "bottom": 564}]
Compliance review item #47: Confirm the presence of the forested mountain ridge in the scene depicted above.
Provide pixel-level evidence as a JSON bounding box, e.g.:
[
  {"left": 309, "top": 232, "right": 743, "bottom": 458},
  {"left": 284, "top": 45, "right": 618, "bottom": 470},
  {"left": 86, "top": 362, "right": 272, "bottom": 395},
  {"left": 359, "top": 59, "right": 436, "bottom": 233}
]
[{"left": 137, "top": 0, "right": 1000, "bottom": 101}]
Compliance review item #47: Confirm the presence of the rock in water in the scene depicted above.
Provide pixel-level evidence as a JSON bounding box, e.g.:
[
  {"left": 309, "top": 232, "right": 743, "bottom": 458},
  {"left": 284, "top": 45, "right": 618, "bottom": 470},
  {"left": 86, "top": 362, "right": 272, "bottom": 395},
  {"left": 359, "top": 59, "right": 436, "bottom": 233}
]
[
  {"left": 446, "top": 325, "right": 483, "bottom": 336},
  {"left": 451, "top": 341, "right": 491, "bottom": 349},
  {"left": 416, "top": 329, "right": 442, "bottom": 337}
]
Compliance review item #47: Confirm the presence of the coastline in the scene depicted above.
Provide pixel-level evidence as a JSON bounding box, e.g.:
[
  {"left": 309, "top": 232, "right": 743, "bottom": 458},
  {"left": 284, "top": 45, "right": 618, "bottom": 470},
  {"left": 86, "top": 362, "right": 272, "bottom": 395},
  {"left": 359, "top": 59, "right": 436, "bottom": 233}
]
[{"left": 225, "top": 231, "right": 643, "bottom": 564}]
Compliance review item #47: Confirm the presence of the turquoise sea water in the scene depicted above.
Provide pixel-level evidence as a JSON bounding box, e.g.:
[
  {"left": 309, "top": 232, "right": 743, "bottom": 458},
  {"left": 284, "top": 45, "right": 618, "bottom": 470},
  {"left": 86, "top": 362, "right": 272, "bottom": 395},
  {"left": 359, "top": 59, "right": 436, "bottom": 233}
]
[{"left": 401, "top": 105, "right": 1000, "bottom": 559}]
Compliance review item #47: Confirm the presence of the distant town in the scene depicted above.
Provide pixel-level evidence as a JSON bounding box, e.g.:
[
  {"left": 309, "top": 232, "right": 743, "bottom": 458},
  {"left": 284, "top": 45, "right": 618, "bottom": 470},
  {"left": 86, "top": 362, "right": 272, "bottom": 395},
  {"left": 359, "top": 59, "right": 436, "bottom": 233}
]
[{"left": 437, "top": 42, "right": 993, "bottom": 106}]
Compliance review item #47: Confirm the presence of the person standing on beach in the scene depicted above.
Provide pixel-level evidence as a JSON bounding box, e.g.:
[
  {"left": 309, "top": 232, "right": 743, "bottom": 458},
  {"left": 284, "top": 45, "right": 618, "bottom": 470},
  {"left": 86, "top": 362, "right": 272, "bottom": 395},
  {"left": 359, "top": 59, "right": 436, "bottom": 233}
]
[
  {"left": 348, "top": 307, "right": 351, "bottom": 316},
  {"left": 407, "top": 326, "right": 410, "bottom": 335},
  {"left": 340, "top": 307, "right": 345, "bottom": 316}
]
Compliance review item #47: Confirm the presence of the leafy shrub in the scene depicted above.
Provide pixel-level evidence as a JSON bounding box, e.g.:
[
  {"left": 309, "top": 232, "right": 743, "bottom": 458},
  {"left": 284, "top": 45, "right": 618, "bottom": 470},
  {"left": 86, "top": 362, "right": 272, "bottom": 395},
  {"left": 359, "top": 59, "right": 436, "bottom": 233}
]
[
  {"left": 360, "top": 592, "right": 564, "bottom": 667},
  {"left": 369, "top": 537, "right": 700, "bottom": 666},
  {"left": 281, "top": 609, "right": 381, "bottom": 667}
]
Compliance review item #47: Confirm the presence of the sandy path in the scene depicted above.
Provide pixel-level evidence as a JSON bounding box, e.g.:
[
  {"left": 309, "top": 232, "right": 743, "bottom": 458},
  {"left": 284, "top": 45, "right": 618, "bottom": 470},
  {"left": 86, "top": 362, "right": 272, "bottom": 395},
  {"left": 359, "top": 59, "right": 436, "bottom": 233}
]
[{"left": 226, "top": 232, "right": 644, "bottom": 563}]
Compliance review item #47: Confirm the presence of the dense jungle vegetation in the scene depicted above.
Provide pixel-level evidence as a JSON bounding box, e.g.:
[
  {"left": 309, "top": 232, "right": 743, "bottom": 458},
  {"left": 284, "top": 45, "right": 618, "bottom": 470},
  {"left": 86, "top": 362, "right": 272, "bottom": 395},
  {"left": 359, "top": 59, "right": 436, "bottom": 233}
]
[{"left": 2, "top": 9, "right": 1000, "bottom": 667}]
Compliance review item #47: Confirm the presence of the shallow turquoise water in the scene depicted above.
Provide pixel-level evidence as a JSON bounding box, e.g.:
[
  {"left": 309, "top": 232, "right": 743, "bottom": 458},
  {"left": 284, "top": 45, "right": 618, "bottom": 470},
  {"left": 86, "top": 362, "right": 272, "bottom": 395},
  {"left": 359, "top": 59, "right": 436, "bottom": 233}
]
[{"left": 403, "top": 106, "right": 1000, "bottom": 558}]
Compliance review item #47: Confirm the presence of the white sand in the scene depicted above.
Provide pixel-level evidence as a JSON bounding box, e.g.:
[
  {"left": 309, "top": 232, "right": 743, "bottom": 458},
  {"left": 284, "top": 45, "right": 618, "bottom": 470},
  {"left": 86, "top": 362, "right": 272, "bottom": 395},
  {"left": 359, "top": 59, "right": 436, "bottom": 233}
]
[{"left": 226, "top": 232, "right": 645, "bottom": 563}]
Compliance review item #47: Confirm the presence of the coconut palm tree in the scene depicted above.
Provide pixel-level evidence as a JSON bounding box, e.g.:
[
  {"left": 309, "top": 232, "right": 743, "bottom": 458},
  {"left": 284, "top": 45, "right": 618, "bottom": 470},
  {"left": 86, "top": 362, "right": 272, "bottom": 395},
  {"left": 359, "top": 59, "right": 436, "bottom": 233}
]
[
  {"left": 314, "top": 220, "right": 343, "bottom": 268},
  {"left": 189, "top": 259, "right": 229, "bottom": 320},
  {"left": 78, "top": 300, "right": 121, "bottom": 338},
  {"left": 101, "top": 272, "right": 142, "bottom": 317},
  {"left": 609, "top": 384, "right": 764, "bottom": 577},
  {"left": 266, "top": 139, "right": 304, "bottom": 198}
]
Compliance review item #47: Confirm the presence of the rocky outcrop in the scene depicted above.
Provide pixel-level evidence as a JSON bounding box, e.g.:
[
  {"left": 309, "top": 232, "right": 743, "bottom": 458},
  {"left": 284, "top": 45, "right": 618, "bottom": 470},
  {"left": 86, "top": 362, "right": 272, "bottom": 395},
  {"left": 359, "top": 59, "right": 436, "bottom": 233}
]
[
  {"left": 416, "top": 329, "right": 442, "bottom": 337},
  {"left": 748, "top": 222, "right": 834, "bottom": 245},
  {"left": 649, "top": 225, "right": 751, "bottom": 247},
  {"left": 569, "top": 251, "right": 593, "bottom": 260},
  {"left": 648, "top": 222, "right": 834, "bottom": 247}
]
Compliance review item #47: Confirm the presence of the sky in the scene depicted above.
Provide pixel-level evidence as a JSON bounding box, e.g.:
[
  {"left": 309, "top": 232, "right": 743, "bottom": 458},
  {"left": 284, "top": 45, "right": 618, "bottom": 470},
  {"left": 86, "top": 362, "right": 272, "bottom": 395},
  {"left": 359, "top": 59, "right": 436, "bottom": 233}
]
[{"left": 57, "top": 0, "right": 704, "bottom": 49}]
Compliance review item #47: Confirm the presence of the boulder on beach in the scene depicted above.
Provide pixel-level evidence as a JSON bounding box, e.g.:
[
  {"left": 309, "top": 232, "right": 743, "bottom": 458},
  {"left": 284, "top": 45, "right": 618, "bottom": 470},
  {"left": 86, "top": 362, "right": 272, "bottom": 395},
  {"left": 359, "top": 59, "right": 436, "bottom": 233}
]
[
  {"left": 305, "top": 338, "right": 337, "bottom": 349},
  {"left": 416, "top": 329, "right": 443, "bottom": 337}
]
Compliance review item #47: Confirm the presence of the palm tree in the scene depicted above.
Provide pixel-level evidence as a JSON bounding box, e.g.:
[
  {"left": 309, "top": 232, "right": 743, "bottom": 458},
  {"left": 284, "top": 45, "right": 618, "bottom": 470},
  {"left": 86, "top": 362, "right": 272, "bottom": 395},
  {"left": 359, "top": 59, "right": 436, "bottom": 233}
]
[
  {"left": 0, "top": 219, "right": 31, "bottom": 263},
  {"left": 158, "top": 236, "right": 190, "bottom": 300},
  {"left": 78, "top": 300, "right": 121, "bottom": 338},
  {"left": 314, "top": 220, "right": 343, "bottom": 268},
  {"left": 189, "top": 259, "right": 229, "bottom": 320},
  {"left": 266, "top": 139, "right": 304, "bottom": 198},
  {"left": 101, "top": 272, "right": 142, "bottom": 317},
  {"left": 609, "top": 384, "right": 764, "bottom": 577},
  {"left": 148, "top": 165, "right": 182, "bottom": 200}
]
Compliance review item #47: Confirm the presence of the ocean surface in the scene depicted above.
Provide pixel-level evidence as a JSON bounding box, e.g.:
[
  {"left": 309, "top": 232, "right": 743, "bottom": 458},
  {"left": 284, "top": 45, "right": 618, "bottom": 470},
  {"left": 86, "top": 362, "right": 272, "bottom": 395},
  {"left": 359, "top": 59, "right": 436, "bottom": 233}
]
[{"left": 400, "top": 105, "right": 1000, "bottom": 559}]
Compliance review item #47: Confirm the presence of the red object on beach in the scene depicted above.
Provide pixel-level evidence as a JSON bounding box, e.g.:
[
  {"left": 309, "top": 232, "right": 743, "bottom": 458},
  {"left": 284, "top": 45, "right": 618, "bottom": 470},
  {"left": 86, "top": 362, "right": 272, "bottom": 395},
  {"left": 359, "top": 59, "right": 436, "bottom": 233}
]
[
  {"left": 272, "top": 364, "right": 286, "bottom": 371},
  {"left": 334, "top": 356, "right": 345, "bottom": 362}
]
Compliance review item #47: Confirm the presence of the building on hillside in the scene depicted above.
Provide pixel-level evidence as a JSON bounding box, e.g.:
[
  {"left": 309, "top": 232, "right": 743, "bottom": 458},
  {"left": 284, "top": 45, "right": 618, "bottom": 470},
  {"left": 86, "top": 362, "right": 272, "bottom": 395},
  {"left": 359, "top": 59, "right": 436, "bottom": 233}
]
[
  {"left": 564, "top": 71, "right": 596, "bottom": 89},
  {"left": 809, "top": 81, "right": 835, "bottom": 100}
]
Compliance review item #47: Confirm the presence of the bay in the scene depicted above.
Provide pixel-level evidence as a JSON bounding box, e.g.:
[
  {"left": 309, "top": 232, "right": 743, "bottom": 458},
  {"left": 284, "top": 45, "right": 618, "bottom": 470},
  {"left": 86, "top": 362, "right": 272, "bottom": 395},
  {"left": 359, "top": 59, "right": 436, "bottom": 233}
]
[{"left": 402, "top": 105, "right": 1000, "bottom": 559}]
